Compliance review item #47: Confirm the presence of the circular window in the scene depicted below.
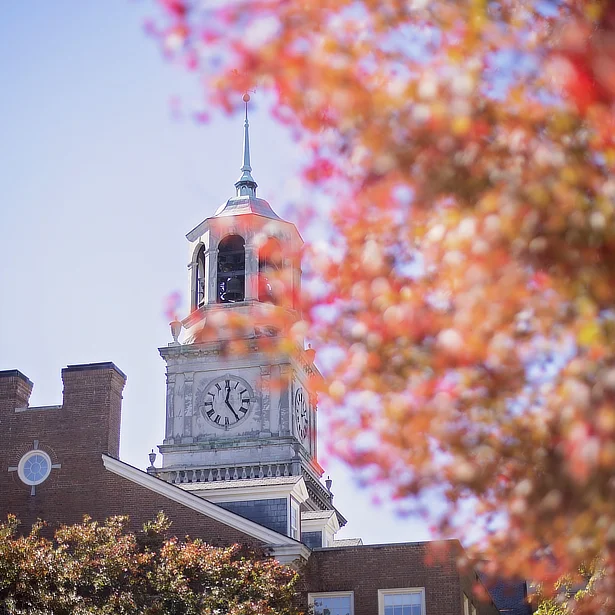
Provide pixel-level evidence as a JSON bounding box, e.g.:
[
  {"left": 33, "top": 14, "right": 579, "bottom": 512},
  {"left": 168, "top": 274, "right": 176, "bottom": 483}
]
[{"left": 18, "top": 450, "right": 52, "bottom": 486}]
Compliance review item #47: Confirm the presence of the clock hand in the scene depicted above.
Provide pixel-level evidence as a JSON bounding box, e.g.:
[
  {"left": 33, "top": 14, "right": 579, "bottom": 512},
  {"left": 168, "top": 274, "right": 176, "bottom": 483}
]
[
  {"left": 225, "top": 388, "right": 240, "bottom": 421},
  {"left": 225, "top": 400, "right": 240, "bottom": 421}
]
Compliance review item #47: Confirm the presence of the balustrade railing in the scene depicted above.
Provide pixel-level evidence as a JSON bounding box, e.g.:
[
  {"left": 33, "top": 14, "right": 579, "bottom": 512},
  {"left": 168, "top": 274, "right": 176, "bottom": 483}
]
[{"left": 156, "top": 461, "right": 298, "bottom": 485}]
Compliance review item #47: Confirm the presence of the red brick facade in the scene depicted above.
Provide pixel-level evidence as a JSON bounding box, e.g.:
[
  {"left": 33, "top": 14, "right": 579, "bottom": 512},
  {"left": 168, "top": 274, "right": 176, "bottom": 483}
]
[
  {"left": 0, "top": 363, "right": 260, "bottom": 546},
  {"left": 304, "top": 542, "right": 500, "bottom": 615}
]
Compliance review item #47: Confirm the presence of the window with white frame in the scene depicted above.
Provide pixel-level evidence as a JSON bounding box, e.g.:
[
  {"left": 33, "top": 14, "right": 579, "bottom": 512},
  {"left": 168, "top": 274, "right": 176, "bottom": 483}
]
[
  {"left": 378, "top": 588, "right": 425, "bottom": 615},
  {"left": 310, "top": 592, "right": 354, "bottom": 615},
  {"left": 464, "top": 594, "right": 470, "bottom": 615},
  {"left": 471, "top": 605, "right": 477, "bottom": 615},
  {"left": 290, "top": 499, "right": 300, "bottom": 540}
]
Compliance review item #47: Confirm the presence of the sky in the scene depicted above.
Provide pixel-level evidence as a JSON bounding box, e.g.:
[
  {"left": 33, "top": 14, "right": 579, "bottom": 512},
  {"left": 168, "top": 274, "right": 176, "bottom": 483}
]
[{"left": 0, "top": 1, "right": 430, "bottom": 544}]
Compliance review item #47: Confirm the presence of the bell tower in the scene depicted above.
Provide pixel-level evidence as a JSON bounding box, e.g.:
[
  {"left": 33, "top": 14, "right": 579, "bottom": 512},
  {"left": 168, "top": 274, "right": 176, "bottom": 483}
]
[{"left": 155, "top": 97, "right": 340, "bottom": 526}]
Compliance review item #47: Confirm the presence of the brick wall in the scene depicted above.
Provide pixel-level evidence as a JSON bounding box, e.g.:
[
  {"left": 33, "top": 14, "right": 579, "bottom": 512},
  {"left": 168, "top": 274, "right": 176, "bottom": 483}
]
[
  {"left": 0, "top": 369, "right": 34, "bottom": 495},
  {"left": 302, "top": 542, "right": 501, "bottom": 615},
  {"left": 0, "top": 364, "right": 263, "bottom": 547}
]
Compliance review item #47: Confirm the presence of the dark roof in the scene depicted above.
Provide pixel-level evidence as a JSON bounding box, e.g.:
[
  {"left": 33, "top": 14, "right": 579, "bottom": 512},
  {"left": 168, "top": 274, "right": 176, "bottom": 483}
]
[
  {"left": 480, "top": 577, "right": 532, "bottom": 615},
  {"left": 0, "top": 369, "right": 32, "bottom": 386},
  {"left": 63, "top": 362, "right": 127, "bottom": 380}
]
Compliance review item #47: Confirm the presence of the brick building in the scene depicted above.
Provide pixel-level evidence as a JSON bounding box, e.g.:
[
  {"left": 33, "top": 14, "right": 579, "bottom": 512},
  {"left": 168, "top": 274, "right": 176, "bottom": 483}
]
[{"left": 0, "top": 108, "right": 528, "bottom": 615}]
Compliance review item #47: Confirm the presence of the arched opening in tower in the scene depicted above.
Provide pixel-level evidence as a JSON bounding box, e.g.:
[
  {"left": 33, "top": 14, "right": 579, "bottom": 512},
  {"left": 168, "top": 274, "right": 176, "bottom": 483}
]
[
  {"left": 217, "top": 235, "right": 245, "bottom": 303},
  {"left": 195, "top": 245, "right": 206, "bottom": 308}
]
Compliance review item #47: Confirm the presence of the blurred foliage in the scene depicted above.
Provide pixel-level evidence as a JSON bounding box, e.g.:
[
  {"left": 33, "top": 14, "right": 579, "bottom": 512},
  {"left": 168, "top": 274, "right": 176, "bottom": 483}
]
[
  {"left": 534, "top": 561, "right": 611, "bottom": 615},
  {"left": 0, "top": 513, "right": 299, "bottom": 614},
  {"left": 147, "top": 0, "right": 615, "bottom": 611}
]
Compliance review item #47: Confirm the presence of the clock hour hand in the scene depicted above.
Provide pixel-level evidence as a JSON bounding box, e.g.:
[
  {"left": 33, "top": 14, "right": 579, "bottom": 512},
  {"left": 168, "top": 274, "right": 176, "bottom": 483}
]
[{"left": 225, "top": 387, "right": 240, "bottom": 421}]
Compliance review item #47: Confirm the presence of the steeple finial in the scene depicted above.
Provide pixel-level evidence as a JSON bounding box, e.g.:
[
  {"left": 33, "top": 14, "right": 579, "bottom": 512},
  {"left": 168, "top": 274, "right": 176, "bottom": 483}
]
[{"left": 234, "top": 93, "right": 258, "bottom": 197}]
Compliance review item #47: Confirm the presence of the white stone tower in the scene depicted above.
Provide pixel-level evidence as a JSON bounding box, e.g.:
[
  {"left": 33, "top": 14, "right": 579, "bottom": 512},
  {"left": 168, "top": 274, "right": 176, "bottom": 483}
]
[{"left": 156, "top": 99, "right": 339, "bottom": 522}]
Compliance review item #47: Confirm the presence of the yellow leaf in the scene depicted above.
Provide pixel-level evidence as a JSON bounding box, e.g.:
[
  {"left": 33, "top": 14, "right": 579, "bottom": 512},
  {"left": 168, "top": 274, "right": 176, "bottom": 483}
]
[{"left": 578, "top": 322, "right": 601, "bottom": 347}]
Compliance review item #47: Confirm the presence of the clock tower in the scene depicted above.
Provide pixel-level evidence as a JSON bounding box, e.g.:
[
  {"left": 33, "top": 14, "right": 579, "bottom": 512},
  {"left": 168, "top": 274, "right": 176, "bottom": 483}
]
[{"left": 154, "top": 99, "right": 341, "bottom": 534}]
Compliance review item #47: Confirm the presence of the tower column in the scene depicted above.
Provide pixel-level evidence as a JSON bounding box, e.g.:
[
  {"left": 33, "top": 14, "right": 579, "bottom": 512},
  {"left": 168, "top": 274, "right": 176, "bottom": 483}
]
[
  {"left": 260, "top": 365, "right": 271, "bottom": 437},
  {"left": 310, "top": 392, "right": 317, "bottom": 459},
  {"left": 207, "top": 242, "right": 217, "bottom": 305},
  {"left": 279, "top": 364, "right": 291, "bottom": 436},
  {"left": 183, "top": 372, "right": 194, "bottom": 442},
  {"left": 165, "top": 373, "right": 176, "bottom": 441},
  {"left": 245, "top": 245, "right": 258, "bottom": 301}
]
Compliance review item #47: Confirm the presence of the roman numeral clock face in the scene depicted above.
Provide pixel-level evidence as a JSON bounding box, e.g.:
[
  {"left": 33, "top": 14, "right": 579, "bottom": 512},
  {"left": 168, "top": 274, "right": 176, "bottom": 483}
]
[
  {"left": 294, "top": 388, "right": 309, "bottom": 440},
  {"left": 201, "top": 376, "right": 253, "bottom": 430}
]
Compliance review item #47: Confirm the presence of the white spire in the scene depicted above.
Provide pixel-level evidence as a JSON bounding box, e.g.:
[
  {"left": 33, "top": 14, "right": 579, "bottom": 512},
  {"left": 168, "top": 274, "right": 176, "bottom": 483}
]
[{"left": 234, "top": 93, "right": 258, "bottom": 197}]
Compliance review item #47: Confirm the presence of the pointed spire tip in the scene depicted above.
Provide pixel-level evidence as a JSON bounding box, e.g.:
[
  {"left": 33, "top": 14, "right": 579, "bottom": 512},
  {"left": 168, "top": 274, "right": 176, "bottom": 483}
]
[{"left": 235, "top": 92, "right": 257, "bottom": 197}]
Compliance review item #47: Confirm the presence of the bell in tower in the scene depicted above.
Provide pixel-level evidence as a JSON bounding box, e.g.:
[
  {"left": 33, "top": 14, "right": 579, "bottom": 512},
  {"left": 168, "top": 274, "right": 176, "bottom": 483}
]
[
  {"left": 217, "top": 235, "right": 245, "bottom": 303},
  {"left": 155, "top": 96, "right": 345, "bottom": 544}
]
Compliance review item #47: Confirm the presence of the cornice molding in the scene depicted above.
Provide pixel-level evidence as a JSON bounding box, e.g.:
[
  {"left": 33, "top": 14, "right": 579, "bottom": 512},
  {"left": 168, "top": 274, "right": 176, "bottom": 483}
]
[{"left": 180, "top": 476, "right": 310, "bottom": 504}]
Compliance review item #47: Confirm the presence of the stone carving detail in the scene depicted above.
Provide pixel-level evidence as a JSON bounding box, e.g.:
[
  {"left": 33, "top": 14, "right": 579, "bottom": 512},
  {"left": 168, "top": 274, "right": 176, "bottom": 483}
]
[{"left": 183, "top": 372, "right": 194, "bottom": 438}]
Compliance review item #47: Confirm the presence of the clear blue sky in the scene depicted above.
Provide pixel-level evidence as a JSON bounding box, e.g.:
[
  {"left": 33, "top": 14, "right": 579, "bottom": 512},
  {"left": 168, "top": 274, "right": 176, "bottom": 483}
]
[{"left": 0, "top": 1, "right": 429, "bottom": 544}]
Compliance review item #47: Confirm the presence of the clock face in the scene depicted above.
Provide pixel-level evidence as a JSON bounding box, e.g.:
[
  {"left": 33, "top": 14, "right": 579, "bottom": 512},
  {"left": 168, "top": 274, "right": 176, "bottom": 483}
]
[
  {"left": 201, "top": 376, "right": 252, "bottom": 430},
  {"left": 294, "top": 387, "right": 309, "bottom": 440}
]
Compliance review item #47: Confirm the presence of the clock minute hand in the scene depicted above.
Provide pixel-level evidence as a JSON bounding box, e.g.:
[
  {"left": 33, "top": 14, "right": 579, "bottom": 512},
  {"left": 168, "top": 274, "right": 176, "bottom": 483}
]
[
  {"left": 225, "top": 388, "right": 240, "bottom": 421},
  {"left": 225, "top": 400, "right": 240, "bottom": 421}
]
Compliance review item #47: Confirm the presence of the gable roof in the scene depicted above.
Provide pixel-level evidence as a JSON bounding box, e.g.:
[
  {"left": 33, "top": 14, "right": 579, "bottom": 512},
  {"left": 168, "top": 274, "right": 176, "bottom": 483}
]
[{"left": 102, "top": 455, "right": 310, "bottom": 562}]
